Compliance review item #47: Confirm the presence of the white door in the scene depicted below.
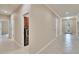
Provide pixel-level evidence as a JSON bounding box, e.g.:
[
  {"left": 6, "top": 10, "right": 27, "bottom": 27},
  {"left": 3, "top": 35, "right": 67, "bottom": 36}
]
[
  {"left": 65, "top": 19, "right": 72, "bottom": 34},
  {"left": 62, "top": 19, "right": 72, "bottom": 34}
]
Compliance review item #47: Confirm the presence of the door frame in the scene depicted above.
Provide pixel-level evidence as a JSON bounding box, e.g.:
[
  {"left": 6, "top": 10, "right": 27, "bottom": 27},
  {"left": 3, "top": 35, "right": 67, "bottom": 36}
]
[
  {"left": 23, "top": 12, "right": 29, "bottom": 46},
  {"left": 61, "top": 16, "right": 77, "bottom": 36}
]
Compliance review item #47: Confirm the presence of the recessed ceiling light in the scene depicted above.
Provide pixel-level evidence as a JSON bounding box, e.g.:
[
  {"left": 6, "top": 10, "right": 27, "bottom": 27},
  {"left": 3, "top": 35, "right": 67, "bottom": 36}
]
[
  {"left": 65, "top": 12, "right": 69, "bottom": 14},
  {"left": 63, "top": 17, "right": 72, "bottom": 19},
  {"left": 0, "top": 9, "right": 8, "bottom": 13},
  {"left": 4, "top": 11, "right": 8, "bottom": 13}
]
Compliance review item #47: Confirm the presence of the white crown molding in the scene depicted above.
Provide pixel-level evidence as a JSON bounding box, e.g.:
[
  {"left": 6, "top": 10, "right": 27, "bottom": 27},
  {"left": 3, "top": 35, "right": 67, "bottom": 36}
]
[{"left": 44, "top": 4, "right": 61, "bottom": 19}]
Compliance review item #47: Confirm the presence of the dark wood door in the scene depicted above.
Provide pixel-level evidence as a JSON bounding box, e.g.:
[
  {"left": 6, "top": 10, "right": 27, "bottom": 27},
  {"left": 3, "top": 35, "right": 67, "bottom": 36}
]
[{"left": 24, "top": 16, "right": 29, "bottom": 46}]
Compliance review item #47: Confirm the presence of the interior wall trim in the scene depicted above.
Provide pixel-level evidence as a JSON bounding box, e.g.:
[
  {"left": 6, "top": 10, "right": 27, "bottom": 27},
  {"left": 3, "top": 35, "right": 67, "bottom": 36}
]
[{"left": 44, "top": 5, "right": 61, "bottom": 19}]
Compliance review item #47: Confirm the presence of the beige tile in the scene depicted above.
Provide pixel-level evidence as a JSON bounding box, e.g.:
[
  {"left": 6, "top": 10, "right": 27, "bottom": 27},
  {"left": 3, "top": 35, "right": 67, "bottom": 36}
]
[
  {"left": 40, "top": 34, "right": 79, "bottom": 54},
  {"left": 0, "top": 35, "right": 29, "bottom": 54}
]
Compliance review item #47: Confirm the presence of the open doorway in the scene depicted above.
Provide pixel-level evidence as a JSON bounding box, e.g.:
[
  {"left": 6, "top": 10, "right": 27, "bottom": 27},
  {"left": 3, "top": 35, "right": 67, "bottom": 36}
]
[
  {"left": 0, "top": 21, "right": 9, "bottom": 39},
  {"left": 62, "top": 16, "right": 77, "bottom": 35},
  {"left": 24, "top": 15, "right": 29, "bottom": 46}
]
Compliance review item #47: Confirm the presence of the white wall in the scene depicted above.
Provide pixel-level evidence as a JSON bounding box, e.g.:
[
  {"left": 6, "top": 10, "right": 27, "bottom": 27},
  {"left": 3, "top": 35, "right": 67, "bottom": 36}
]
[
  {"left": 56, "top": 18, "right": 61, "bottom": 37},
  {"left": 11, "top": 4, "right": 31, "bottom": 47},
  {"left": 29, "top": 4, "right": 58, "bottom": 53},
  {"left": 77, "top": 14, "right": 79, "bottom": 36}
]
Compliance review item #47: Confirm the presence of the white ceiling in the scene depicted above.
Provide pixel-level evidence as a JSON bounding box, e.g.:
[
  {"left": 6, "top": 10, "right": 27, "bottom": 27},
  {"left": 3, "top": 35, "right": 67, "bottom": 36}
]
[
  {"left": 45, "top": 4, "right": 79, "bottom": 17},
  {"left": 0, "top": 4, "right": 21, "bottom": 16}
]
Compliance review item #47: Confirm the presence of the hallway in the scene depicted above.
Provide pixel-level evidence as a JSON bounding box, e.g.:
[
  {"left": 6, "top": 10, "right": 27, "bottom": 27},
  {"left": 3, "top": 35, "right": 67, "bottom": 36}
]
[
  {"left": 0, "top": 4, "right": 31, "bottom": 54},
  {"left": 0, "top": 4, "right": 79, "bottom": 54},
  {"left": 28, "top": 4, "right": 79, "bottom": 54}
]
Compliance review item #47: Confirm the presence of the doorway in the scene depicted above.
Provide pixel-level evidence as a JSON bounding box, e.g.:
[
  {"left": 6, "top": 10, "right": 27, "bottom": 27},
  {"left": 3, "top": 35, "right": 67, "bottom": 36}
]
[
  {"left": 24, "top": 16, "right": 29, "bottom": 46},
  {"left": 62, "top": 16, "right": 76, "bottom": 35},
  {"left": 0, "top": 21, "right": 9, "bottom": 40}
]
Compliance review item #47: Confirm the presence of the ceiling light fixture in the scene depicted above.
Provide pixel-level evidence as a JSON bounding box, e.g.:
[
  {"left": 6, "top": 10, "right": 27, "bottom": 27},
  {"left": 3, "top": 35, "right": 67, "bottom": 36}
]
[
  {"left": 63, "top": 16, "right": 72, "bottom": 19},
  {"left": 0, "top": 9, "right": 8, "bottom": 13},
  {"left": 4, "top": 10, "right": 8, "bottom": 13},
  {"left": 65, "top": 12, "right": 69, "bottom": 15}
]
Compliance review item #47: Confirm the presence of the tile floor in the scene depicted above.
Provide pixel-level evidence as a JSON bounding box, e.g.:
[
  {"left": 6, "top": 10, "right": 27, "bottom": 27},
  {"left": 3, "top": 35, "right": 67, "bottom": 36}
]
[
  {"left": 1, "top": 34, "right": 79, "bottom": 54},
  {"left": 40, "top": 34, "right": 79, "bottom": 54},
  {"left": 0, "top": 34, "right": 29, "bottom": 54}
]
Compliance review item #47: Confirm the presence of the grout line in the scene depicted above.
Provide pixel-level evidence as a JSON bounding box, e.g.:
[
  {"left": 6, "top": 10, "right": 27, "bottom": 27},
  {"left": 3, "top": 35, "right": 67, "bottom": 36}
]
[
  {"left": 14, "top": 40, "right": 22, "bottom": 48},
  {"left": 36, "top": 34, "right": 62, "bottom": 54},
  {"left": 36, "top": 37, "right": 57, "bottom": 54}
]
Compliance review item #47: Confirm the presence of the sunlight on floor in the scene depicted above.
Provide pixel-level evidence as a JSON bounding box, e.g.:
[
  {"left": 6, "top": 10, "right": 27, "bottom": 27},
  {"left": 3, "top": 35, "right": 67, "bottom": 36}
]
[{"left": 64, "top": 34, "right": 72, "bottom": 52}]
